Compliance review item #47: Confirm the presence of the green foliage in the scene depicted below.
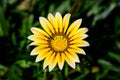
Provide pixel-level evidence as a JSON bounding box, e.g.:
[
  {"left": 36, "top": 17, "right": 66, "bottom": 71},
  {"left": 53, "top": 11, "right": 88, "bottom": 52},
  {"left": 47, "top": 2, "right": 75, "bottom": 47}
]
[{"left": 0, "top": 0, "right": 120, "bottom": 80}]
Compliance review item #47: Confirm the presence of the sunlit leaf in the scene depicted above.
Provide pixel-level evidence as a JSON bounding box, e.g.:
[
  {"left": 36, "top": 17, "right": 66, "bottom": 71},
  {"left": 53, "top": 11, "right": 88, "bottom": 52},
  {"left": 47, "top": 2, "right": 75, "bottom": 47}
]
[
  {"left": 108, "top": 52, "right": 120, "bottom": 63},
  {"left": 98, "top": 59, "right": 120, "bottom": 72}
]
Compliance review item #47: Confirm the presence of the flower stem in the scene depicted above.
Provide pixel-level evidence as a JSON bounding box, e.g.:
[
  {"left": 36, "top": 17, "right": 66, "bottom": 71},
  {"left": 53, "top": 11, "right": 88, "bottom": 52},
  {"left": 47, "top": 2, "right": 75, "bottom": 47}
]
[{"left": 44, "top": 69, "right": 47, "bottom": 80}]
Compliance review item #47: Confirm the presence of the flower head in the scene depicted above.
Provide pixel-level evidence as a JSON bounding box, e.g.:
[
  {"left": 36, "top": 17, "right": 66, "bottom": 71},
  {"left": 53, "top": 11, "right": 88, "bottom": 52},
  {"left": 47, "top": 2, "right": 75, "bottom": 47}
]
[{"left": 28, "top": 12, "right": 89, "bottom": 71}]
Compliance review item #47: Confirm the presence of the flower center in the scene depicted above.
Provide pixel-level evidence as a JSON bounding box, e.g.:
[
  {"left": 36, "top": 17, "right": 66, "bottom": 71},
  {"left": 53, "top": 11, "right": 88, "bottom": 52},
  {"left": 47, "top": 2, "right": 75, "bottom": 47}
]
[{"left": 51, "top": 36, "right": 67, "bottom": 51}]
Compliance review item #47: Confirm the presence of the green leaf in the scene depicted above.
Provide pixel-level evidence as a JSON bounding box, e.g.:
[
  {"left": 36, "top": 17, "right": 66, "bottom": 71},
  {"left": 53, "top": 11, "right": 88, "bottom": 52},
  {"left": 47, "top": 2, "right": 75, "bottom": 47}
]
[
  {"left": 0, "top": 24, "right": 4, "bottom": 36},
  {"left": 74, "top": 68, "right": 89, "bottom": 80},
  {"left": 76, "top": 64, "right": 81, "bottom": 72},
  {"left": 0, "top": 0, "right": 7, "bottom": 11},
  {"left": 57, "top": 71, "right": 63, "bottom": 80},
  {"left": 6, "top": 66, "right": 22, "bottom": 80},
  {"left": 115, "top": 17, "right": 120, "bottom": 35},
  {"left": 0, "top": 6, "right": 9, "bottom": 36},
  {"left": 15, "top": 60, "right": 30, "bottom": 68},
  {"left": 108, "top": 51, "right": 120, "bottom": 63},
  {"left": 0, "top": 64, "right": 8, "bottom": 76},
  {"left": 64, "top": 64, "right": 69, "bottom": 77},
  {"left": 11, "top": 33, "right": 17, "bottom": 46},
  {"left": 8, "top": 0, "right": 17, "bottom": 5},
  {"left": 98, "top": 59, "right": 120, "bottom": 72},
  {"left": 54, "top": 0, "right": 70, "bottom": 13},
  {"left": 92, "top": 2, "right": 116, "bottom": 26}
]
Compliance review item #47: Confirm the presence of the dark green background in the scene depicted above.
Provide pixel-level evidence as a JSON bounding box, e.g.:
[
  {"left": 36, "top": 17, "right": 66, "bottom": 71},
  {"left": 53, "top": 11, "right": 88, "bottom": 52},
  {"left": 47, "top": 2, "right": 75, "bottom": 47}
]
[{"left": 0, "top": 0, "right": 120, "bottom": 80}]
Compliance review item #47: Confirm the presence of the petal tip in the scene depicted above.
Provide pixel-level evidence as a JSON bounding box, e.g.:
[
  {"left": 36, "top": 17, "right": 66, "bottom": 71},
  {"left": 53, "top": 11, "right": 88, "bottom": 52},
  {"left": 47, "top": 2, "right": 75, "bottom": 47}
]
[
  {"left": 77, "top": 59, "right": 80, "bottom": 63},
  {"left": 87, "top": 43, "right": 90, "bottom": 46},
  {"left": 78, "top": 19, "right": 82, "bottom": 22},
  {"left": 72, "top": 65, "right": 75, "bottom": 69},
  {"left": 58, "top": 65, "right": 63, "bottom": 70},
  {"left": 48, "top": 13, "right": 51, "bottom": 15},
  {"left": 49, "top": 67, "right": 53, "bottom": 72},
  {"left": 84, "top": 28, "right": 89, "bottom": 32},
  {"left": 67, "top": 13, "right": 71, "bottom": 16},
  {"left": 35, "top": 58, "right": 40, "bottom": 62},
  {"left": 56, "top": 12, "right": 60, "bottom": 14},
  {"left": 55, "top": 12, "right": 62, "bottom": 17},
  {"left": 31, "top": 27, "right": 36, "bottom": 31},
  {"left": 83, "top": 52, "right": 86, "bottom": 55},
  {"left": 30, "top": 53, "right": 34, "bottom": 56},
  {"left": 39, "top": 17, "right": 44, "bottom": 21},
  {"left": 29, "top": 42, "right": 34, "bottom": 46},
  {"left": 59, "top": 67, "right": 63, "bottom": 70},
  {"left": 43, "top": 63, "right": 48, "bottom": 70},
  {"left": 30, "top": 52, "right": 36, "bottom": 56},
  {"left": 43, "top": 66, "right": 46, "bottom": 70},
  {"left": 27, "top": 36, "right": 31, "bottom": 40}
]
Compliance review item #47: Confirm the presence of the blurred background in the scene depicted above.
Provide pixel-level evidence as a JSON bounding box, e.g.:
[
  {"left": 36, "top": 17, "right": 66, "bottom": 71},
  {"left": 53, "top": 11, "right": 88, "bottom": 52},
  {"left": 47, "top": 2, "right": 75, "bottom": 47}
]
[{"left": 0, "top": 0, "right": 120, "bottom": 80}]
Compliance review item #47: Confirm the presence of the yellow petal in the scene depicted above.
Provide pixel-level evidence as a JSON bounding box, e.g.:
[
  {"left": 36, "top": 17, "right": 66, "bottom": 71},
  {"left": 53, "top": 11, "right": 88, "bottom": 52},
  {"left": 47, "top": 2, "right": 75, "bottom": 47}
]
[
  {"left": 63, "top": 53, "right": 75, "bottom": 69},
  {"left": 69, "top": 28, "right": 88, "bottom": 40},
  {"left": 39, "top": 17, "right": 54, "bottom": 36},
  {"left": 78, "top": 40, "right": 90, "bottom": 47},
  {"left": 30, "top": 46, "right": 49, "bottom": 55},
  {"left": 35, "top": 52, "right": 49, "bottom": 62},
  {"left": 47, "top": 52, "right": 55, "bottom": 71},
  {"left": 55, "top": 12, "right": 63, "bottom": 33},
  {"left": 49, "top": 53, "right": 60, "bottom": 71},
  {"left": 65, "top": 50, "right": 80, "bottom": 63},
  {"left": 70, "top": 36, "right": 89, "bottom": 44},
  {"left": 43, "top": 51, "right": 53, "bottom": 69},
  {"left": 58, "top": 53, "right": 65, "bottom": 70},
  {"left": 29, "top": 42, "right": 48, "bottom": 46},
  {"left": 28, "top": 35, "right": 48, "bottom": 42},
  {"left": 76, "top": 28, "right": 88, "bottom": 34},
  {"left": 76, "top": 48, "right": 86, "bottom": 55},
  {"left": 30, "top": 47, "right": 40, "bottom": 55},
  {"left": 48, "top": 52, "right": 57, "bottom": 71},
  {"left": 69, "top": 37, "right": 83, "bottom": 44},
  {"left": 67, "top": 19, "right": 82, "bottom": 38},
  {"left": 70, "top": 40, "right": 90, "bottom": 47},
  {"left": 63, "top": 13, "right": 71, "bottom": 33},
  {"left": 67, "top": 49, "right": 80, "bottom": 62},
  {"left": 35, "top": 48, "right": 50, "bottom": 62},
  {"left": 70, "top": 47, "right": 86, "bottom": 55},
  {"left": 31, "top": 27, "right": 49, "bottom": 37},
  {"left": 48, "top": 13, "right": 58, "bottom": 33},
  {"left": 69, "top": 34, "right": 88, "bottom": 41}
]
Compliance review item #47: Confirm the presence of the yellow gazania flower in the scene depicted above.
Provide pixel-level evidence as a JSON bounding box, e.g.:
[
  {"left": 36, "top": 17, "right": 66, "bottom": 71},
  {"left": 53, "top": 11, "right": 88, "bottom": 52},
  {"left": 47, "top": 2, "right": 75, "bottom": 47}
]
[{"left": 28, "top": 12, "right": 89, "bottom": 71}]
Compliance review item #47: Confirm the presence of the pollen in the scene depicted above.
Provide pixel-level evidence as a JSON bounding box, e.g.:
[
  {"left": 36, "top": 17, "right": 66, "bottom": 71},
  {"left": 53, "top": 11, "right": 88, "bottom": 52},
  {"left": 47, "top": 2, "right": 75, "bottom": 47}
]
[{"left": 51, "top": 36, "right": 67, "bottom": 51}]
